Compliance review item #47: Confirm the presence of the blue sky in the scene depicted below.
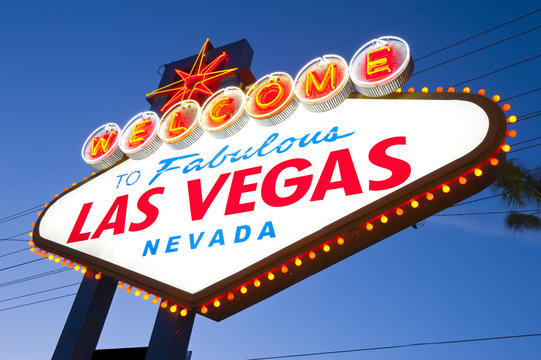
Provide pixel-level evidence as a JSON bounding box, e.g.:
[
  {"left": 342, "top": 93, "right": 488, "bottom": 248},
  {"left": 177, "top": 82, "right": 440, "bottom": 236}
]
[{"left": 0, "top": 0, "right": 540, "bottom": 359}]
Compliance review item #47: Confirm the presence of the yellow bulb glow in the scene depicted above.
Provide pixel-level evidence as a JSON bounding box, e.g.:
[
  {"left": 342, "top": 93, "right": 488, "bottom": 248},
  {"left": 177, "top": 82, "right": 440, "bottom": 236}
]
[
  {"left": 134, "top": 289, "right": 141, "bottom": 297},
  {"left": 323, "top": 244, "right": 330, "bottom": 252},
  {"left": 240, "top": 286, "right": 247, "bottom": 294},
  {"left": 295, "top": 258, "right": 302, "bottom": 266},
  {"left": 201, "top": 305, "right": 208, "bottom": 314},
  {"left": 74, "top": 264, "right": 80, "bottom": 271},
  {"left": 153, "top": 297, "right": 159, "bottom": 304},
  {"left": 422, "top": 87, "right": 428, "bottom": 93},
  {"left": 29, "top": 232, "right": 33, "bottom": 237},
  {"left": 463, "top": 87, "right": 470, "bottom": 93},
  {"left": 507, "top": 115, "right": 517, "bottom": 123},
  {"left": 395, "top": 88, "right": 402, "bottom": 93},
  {"left": 492, "top": 95, "right": 500, "bottom": 102},
  {"left": 309, "top": 251, "right": 316, "bottom": 259},
  {"left": 254, "top": 279, "right": 261, "bottom": 287},
  {"left": 442, "top": 185, "right": 450, "bottom": 193},
  {"left": 170, "top": 305, "right": 177, "bottom": 313},
  {"left": 501, "top": 144, "right": 510, "bottom": 152},
  {"left": 213, "top": 299, "right": 221, "bottom": 308},
  {"left": 474, "top": 168, "right": 483, "bottom": 177},
  {"left": 143, "top": 293, "right": 150, "bottom": 300},
  {"left": 380, "top": 215, "right": 388, "bottom": 224},
  {"left": 30, "top": 247, "right": 36, "bottom": 252},
  {"left": 366, "top": 223, "right": 373, "bottom": 231},
  {"left": 411, "top": 200, "right": 419, "bottom": 208},
  {"left": 54, "top": 257, "right": 60, "bottom": 263},
  {"left": 80, "top": 267, "right": 87, "bottom": 274},
  {"left": 180, "top": 308, "right": 188, "bottom": 317},
  {"left": 268, "top": 272, "right": 275, "bottom": 281},
  {"left": 95, "top": 272, "right": 101, "bottom": 280}
]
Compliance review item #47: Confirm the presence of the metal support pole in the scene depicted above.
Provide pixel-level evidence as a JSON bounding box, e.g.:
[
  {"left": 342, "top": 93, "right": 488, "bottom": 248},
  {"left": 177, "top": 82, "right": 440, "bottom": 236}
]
[
  {"left": 145, "top": 306, "right": 195, "bottom": 360},
  {"left": 52, "top": 274, "right": 118, "bottom": 360}
]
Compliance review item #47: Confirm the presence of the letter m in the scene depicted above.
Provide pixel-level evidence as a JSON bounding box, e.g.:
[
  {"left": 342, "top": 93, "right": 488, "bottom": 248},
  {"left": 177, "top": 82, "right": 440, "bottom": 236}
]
[{"left": 305, "top": 64, "right": 337, "bottom": 97}]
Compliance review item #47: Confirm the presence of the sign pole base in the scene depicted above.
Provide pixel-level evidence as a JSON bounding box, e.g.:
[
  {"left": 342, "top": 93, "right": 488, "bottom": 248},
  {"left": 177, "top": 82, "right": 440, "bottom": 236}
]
[
  {"left": 52, "top": 274, "right": 118, "bottom": 360},
  {"left": 145, "top": 306, "right": 195, "bottom": 360}
]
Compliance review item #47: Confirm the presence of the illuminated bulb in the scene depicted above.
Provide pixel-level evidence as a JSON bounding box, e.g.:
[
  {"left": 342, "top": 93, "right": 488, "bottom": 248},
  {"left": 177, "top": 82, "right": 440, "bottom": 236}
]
[
  {"left": 281, "top": 264, "right": 288, "bottom": 273},
  {"left": 459, "top": 176, "right": 467, "bottom": 185},
  {"left": 74, "top": 264, "right": 80, "bottom": 271},
  {"left": 227, "top": 292, "right": 234, "bottom": 301},
  {"left": 323, "top": 244, "right": 330, "bottom": 253},
  {"left": 180, "top": 308, "right": 188, "bottom": 317},
  {"left": 422, "top": 87, "right": 428, "bottom": 93},
  {"left": 396, "top": 207, "right": 404, "bottom": 216},
  {"left": 83, "top": 177, "right": 87, "bottom": 181},
  {"left": 508, "top": 130, "right": 516, "bottom": 137},
  {"left": 170, "top": 304, "right": 177, "bottom": 313},
  {"left": 81, "top": 267, "right": 87, "bottom": 274},
  {"left": 63, "top": 188, "right": 67, "bottom": 192},
  {"left": 426, "top": 192, "right": 434, "bottom": 201},
  {"left": 381, "top": 215, "right": 388, "bottom": 224},
  {"left": 337, "top": 237, "right": 345, "bottom": 246},
  {"left": 67, "top": 261, "right": 74, "bottom": 268},
  {"left": 436, "top": 87, "right": 443, "bottom": 93},
  {"left": 36, "top": 249, "right": 42, "bottom": 255},
  {"left": 213, "top": 299, "right": 221, "bottom": 308},
  {"left": 395, "top": 88, "right": 402, "bottom": 93},
  {"left": 118, "top": 282, "right": 125, "bottom": 289},
  {"left": 366, "top": 223, "right": 373, "bottom": 231},
  {"left": 134, "top": 289, "right": 141, "bottom": 297},
  {"left": 95, "top": 272, "right": 101, "bottom": 280},
  {"left": 478, "top": 89, "right": 486, "bottom": 96},
  {"left": 143, "top": 293, "right": 150, "bottom": 300},
  {"left": 448, "top": 87, "right": 455, "bottom": 93},
  {"left": 91, "top": 172, "right": 96, "bottom": 176},
  {"left": 43, "top": 252, "right": 50, "bottom": 258},
  {"left": 161, "top": 301, "right": 168, "bottom": 309},
  {"left": 240, "top": 285, "right": 248, "bottom": 294},
  {"left": 268, "top": 272, "right": 275, "bottom": 281},
  {"left": 61, "top": 259, "right": 67, "bottom": 265},
  {"left": 48, "top": 254, "right": 54, "bottom": 260},
  {"left": 29, "top": 232, "right": 33, "bottom": 237},
  {"left": 72, "top": 183, "right": 76, "bottom": 187},
  {"left": 492, "top": 95, "right": 500, "bottom": 102},
  {"left": 408, "top": 87, "right": 414, "bottom": 93},
  {"left": 126, "top": 286, "right": 132, "bottom": 294},
  {"left": 152, "top": 296, "right": 159, "bottom": 304},
  {"left": 411, "top": 200, "right": 419, "bottom": 208},
  {"left": 32, "top": 222, "right": 36, "bottom": 227},
  {"left": 490, "top": 158, "right": 499, "bottom": 166},
  {"left": 442, "top": 185, "right": 450, "bottom": 193},
  {"left": 31, "top": 247, "right": 37, "bottom": 252},
  {"left": 507, "top": 115, "right": 517, "bottom": 123},
  {"left": 474, "top": 168, "right": 483, "bottom": 177},
  {"left": 37, "top": 212, "right": 42, "bottom": 216},
  {"left": 502, "top": 104, "right": 510, "bottom": 111},
  {"left": 54, "top": 257, "right": 60, "bottom": 263},
  {"left": 309, "top": 251, "right": 316, "bottom": 259},
  {"left": 463, "top": 87, "right": 470, "bottom": 93},
  {"left": 254, "top": 279, "right": 261, "bottom": 287},
  {"left": 501, "top": 144, "right": 510, "bottom": 152},
  {"left": 54, "top": 194, "right": 59, "bottom": 198},
  {"left": 201, "top": 305, "right": 208, "bottom": 314}
]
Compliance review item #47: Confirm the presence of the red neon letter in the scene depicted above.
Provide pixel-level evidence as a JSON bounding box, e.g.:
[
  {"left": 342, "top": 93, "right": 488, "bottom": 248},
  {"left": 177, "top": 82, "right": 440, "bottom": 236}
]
[
  {"left": 311, "top": 149, "right": 363, "bottom": 201},
  {"left": 129, "top": 187, "right": 165, "bottom": 232},
  {"left": 262, "top": 159, "right": 313, "bottom": 207},
  {"left": 368, "top": 137, "right": 411, "bottom": 191},
  {"left": 169, "top": 112, "right": 187, "bottom": 137},
  {"left": 188, "top": 173, "right": 231, "bottom": 221},
  {"left": 366, "top": 46, "right": 392, "bottom": 79},
  {"left": 255, "top": 82, "right": 285, "bottom": 110},
  {"left": 67, "top": 202, "right": 93, "bottom": 243},
  {"left": 90, "top": 132, "right": 117, "bottom": 158},
  {"left": 91, "top": 195, "right": 128, "bottom": 239},
  {"left": 225, "top": 166, "right": 262, "bottom": 216},
  {"left": 305, "top": 64, "right": 336, "bottom": 98},
  {"left": 209, "top": 97, "right": 234, "bottom": 124},
  {"left": 129, "top": 120, "right": 151, "bottom": 146}
]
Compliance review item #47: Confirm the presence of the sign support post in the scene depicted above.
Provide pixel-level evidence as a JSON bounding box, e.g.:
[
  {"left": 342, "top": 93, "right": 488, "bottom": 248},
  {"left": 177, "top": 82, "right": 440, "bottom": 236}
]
[
  {"left": 52, "top": 274, "right": 118, "bottom": 360},
  {"left": 145, "top": 307, "right": 195, "bottom": 360}
]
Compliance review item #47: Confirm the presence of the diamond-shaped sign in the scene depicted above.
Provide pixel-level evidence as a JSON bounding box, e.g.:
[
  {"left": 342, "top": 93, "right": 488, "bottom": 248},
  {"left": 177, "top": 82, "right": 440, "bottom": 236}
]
[{"left": 34, "top": 92, "right": 507, "bottom": 321}]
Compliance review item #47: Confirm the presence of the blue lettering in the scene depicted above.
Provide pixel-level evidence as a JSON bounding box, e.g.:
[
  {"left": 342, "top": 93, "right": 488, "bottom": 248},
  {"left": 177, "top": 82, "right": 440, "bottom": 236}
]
[
  {"left": 165, "top": 235, "right": 181, "bottom": 253},
  {"left": 234, "top": 225, "right": 251, "bottom": 243},
  {"left": 257, "top": 221, "right": 276, "bottom": 240},
  {"left": 148, "top": 153, "right": 198, "bottom": 185},
  {"left": 189, "top": 232, "right": 205, "bottom": 249},
  {"left": 208, "top": 229, "right": 225, "bottom": 247},
  {"left": 142, "top": 239, "right": 160, "bottom": 256}
]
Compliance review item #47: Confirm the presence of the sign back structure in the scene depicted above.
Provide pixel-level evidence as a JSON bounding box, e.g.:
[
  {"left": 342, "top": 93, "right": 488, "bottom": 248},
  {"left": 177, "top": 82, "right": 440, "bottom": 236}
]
[{"left": 32, "top": 38, "right": 512, "bottom": 322}]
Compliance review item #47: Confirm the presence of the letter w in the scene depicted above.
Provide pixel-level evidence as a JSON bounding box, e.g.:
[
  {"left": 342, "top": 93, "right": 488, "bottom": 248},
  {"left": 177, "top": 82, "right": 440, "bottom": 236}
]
[{"left": 91, "top": 131, "right": 117, "bottom": 157}]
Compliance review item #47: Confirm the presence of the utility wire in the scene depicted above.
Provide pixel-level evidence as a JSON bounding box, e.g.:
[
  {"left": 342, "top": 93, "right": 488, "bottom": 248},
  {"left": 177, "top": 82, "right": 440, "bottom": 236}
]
[
  {"left": 510, "top": 136, "right": 541, "bottom": 147},
  {"left": 0, "top": 293, "right": 76, "bottom": 313},
  {"left": 508, "top": 143, "right": 541, "bottom": 154},
  {"left": 0, "top": 204, "right": 44, "bottom": 225},
  {"left": 451, "top": 194, "right": 503, "bottom": 207},
  {"left": 0, "top": 283, "right": 80, "bottom": 304},
  {"left": 413, "top": 26, "right": 541, "bottom": 76},
  {"left": 499, "top": 88, "right": 541, "bottom": 102},
  {"left": 517, "top": 113, "right": 541, "bottom": 123},
  {"left": 415, "top": 8, "right": 541, "bottom": 61},
  {"left": 0, "top": 258, "right": 45, "bottom": 272},
  {"left": 245, "top": 333, "right": 541, "bottom": 360},
  {"left": 0, "top": 230, "right": 32, "bottom": 243},
  {"left": 451, "top": 54, "right": 541, "bottom": 87},
  {"left": 0, "top": 268, "right": 72, "bottom": 288},
  {"left": 434, "top": 210, "right": 540, "bottom": 217}
]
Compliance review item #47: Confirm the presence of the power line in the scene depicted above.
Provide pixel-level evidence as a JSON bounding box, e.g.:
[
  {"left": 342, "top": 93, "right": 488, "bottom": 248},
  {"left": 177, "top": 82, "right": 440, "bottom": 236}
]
[
  {"left": 499, "top": 88, "right": 541, "bottom": 102},
  {"left": 0, "top": 293, "right": 76, "bottom": 313},
  {"left": 413, "top": 25, "right": 541, "bottom": 76},
  {"left": 283, "top": 0, "right": 443, "bottom": 71},
  {"left": 0, "top": 230, "right": 33, "bottom": 243},
  {"left": 508, "top": 143, "right": 541, "bottom": 154},
  {"left": 517, "top": 112, "right": 541, "bottom": 123},
  {"left": 510, "top": 136, "right": 541, "bottom": 147},
  {"left": 245, "top": 333, "right": 541, "bottom": 360},
  {"left": 434, "top": 210, "right": 540, "bottom": 217},
  {"left": 0, "top": 204, "right": 44, "bottom": 225},
  {"left": 451, "top": 194, "right": 503, "bottom": 207},
  {"left": 415, "top": 8, "right": 541, "bottom": 61},
  {"left": 0, "top": 258, "right": 45, "bottom": 272},
  {"left": 0, "top": 268, "right": 72, "bottom": 288},
  {"left": 451, "top": 54, "right": 541, "bottom": 87},
  {"left": 0, "top": 282, "right": 79, "bottom": 303}
]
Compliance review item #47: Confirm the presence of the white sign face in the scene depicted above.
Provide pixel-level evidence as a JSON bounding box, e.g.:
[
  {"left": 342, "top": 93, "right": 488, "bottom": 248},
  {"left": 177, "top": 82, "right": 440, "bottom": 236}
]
[{"left": 37, "top": 95, "right": 497, "bottom": 299}]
